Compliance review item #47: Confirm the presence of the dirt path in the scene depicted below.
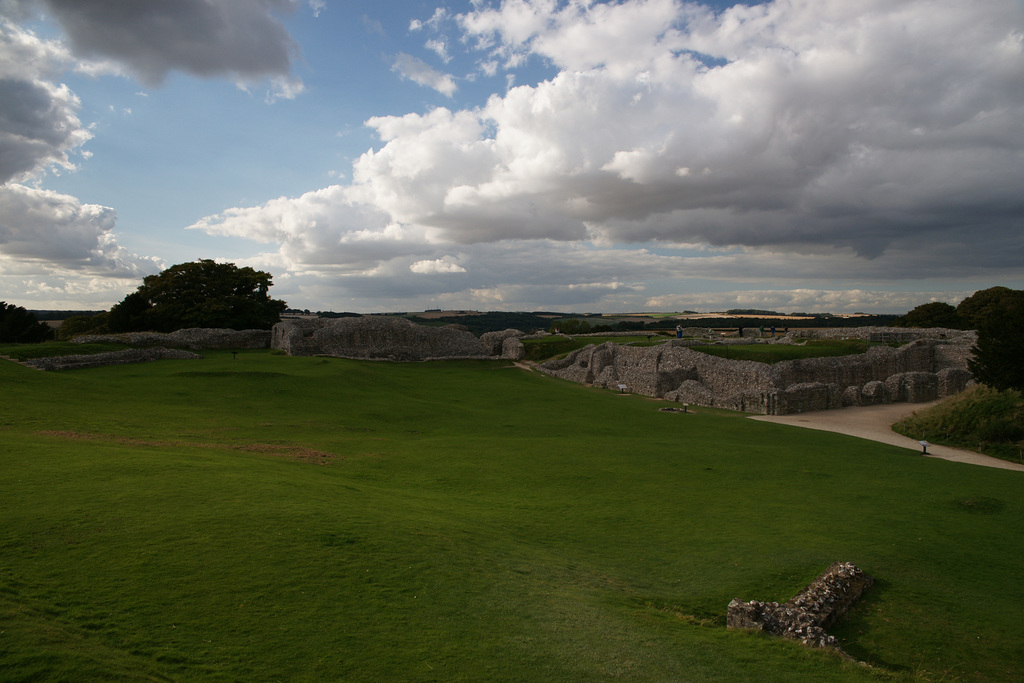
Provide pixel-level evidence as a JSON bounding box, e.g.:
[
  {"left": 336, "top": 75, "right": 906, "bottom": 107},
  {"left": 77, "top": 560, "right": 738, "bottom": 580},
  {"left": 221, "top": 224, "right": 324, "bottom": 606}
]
[{"left": 750, "top": 401, "right": 1024, "bottom": 472}]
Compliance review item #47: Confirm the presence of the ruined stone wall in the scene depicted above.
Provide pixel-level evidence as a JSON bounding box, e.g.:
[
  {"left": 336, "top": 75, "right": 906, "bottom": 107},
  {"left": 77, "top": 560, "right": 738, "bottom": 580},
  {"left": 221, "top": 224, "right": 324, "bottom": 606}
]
[
  {"left": 26, "top": 348, "right": 203, "bottom": 371},
  {"left": 791, "top": 326, "right": 976, "bottom": 344},
  {"left": 271, "top": 317, "right": 490, "bottom": 361},
  {"left": 73, "top": 328, "right": 271, "bottom": 350},
  {"left": 727, "top": 562, "right": 873, "bottom": 651},
  {"left": 480, "top": 329, "right": 526, "bottom": 359},
  {"left": 539, "top": 329, "right": 976, "bottom": 414},
  {"left": 542, "top": 342, "right": 777, "bottom": 412}
]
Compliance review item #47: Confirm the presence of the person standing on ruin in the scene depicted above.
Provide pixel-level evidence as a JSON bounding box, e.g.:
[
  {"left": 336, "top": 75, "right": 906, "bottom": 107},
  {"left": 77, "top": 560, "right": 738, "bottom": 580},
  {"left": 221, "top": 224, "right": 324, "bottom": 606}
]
[{"left": 676, "top": 324, "right": 683, "bottom": 339}]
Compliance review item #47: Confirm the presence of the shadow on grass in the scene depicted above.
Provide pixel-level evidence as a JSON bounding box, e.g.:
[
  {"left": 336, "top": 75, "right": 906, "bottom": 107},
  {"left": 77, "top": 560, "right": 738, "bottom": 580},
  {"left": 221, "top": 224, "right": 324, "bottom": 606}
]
[{"left": 832, "top": 577, "right": 909, "bottom": 675}]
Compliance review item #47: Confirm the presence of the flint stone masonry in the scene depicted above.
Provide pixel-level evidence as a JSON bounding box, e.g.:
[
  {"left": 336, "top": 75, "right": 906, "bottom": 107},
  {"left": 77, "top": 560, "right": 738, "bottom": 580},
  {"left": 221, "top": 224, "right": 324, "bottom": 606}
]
[
  {"left": 727, "top": 562, "right": 873, "bottom": 651},
  {"left": 501, "top": 336, "right": 526, "bottom": 361},
  {"left": 539, "top": 329, "right": 975, "bottom": 414},
  {"left": 792, "top": 326, "right": 976, "bottom": 344},
  {"left": 26, "top": 347, "right": 203, "bottom": 371},
  {"left": 480, "top": 329, "right": 527, "bottom": 359},
  {"left": 73, "top": 328, "right": 271, "bottom": 350},
  {"left": 272, "top": 317, "right": 490, "bottom": 361}
]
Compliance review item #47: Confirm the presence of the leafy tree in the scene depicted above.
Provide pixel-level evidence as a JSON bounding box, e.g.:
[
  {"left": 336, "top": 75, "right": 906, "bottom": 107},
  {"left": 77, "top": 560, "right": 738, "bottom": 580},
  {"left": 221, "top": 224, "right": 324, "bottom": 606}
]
[
  {"left": 968, "top": 289, "right": 1024, "bottom": 392},
  {"left": 58, "top": 312, "right": 110, "bottom": 340},
  {"left": 0, "top": 302, "right": 51, "bottom": 343},
  {"left": 957, "top": 286, "right": 1022, "bottom": 330},
  {"left": 892, "top": 301, "right": 965, "bottom": 328},
  {"left": 549, "top": 319, "right": 591, "bottom": 334},
  {"left": 109, "top": 260, "right": 287, "bottom": 333}
]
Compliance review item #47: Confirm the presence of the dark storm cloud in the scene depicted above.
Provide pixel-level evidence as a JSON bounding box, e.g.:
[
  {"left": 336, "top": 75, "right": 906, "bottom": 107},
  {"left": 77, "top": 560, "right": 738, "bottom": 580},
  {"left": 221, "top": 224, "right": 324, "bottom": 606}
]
[{"left": 39, "top": 0, "right": 300, "bottom": 85}]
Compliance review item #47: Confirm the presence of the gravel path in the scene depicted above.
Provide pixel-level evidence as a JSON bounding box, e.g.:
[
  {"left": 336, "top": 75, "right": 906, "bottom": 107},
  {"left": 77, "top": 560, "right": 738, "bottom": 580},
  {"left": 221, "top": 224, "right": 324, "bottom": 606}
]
[{"left": 750, "top": 401, "right": 1024, "bottom": 472}]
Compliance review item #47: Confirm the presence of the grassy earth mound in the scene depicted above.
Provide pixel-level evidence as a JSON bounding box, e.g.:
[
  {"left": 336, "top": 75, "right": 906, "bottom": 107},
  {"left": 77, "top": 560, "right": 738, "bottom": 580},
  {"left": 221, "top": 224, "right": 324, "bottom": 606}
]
[{"left": 894, "top": 384, "right": 1024, "bottom": 463}]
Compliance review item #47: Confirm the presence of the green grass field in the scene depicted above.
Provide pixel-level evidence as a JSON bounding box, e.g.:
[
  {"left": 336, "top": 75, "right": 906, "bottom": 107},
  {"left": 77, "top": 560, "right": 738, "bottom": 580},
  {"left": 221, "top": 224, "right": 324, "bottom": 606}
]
[
  {"left": 2, "top": 350, "right": 1023, "bottom": 681},
  {"left": 522, "top": 335, "right": 665, "bottom": 361},
  {"left": 686, "top": 340, "right": 873, "bottom": 364}
]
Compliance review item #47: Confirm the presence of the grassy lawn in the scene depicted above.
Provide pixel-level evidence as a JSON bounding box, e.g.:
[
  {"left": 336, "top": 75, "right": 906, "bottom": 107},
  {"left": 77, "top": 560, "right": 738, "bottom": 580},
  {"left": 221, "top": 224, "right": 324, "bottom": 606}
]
[
  {"left": 523, "top": 335, "right": 666, "bottom": 361},
  {"left": 0, "top": 341, "right": 132, "bottom": 360},
  {"left": 2, "top": 351, "right": 1023, "bottom": 680},
  {"left": 688, "top": 340, "right": 873, "bottom": 364}
]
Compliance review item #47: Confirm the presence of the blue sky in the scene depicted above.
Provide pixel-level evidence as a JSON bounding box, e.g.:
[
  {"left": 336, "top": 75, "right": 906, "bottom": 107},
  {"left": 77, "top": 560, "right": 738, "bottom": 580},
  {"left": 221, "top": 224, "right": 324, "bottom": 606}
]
[{"left": 2, "top": 0, "right": 1022, "bottom": 314}]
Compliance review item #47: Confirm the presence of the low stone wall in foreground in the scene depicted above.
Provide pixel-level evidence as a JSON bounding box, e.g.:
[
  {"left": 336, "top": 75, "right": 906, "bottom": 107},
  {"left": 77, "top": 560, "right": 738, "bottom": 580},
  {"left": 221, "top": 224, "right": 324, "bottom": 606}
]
[{"left": 727, "top": 561, "right": 874, "bottom": 651}]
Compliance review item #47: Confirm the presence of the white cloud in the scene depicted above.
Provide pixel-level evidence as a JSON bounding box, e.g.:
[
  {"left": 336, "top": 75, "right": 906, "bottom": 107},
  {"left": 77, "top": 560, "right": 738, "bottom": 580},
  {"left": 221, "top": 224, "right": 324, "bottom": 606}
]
[
  {"left": 0, "top": 19, "right": 92, "bottom": 182},
  {"left": 410, "top": 257, "right": 466, "bottom": 274},
  {"left": 425, "top": 38, "right": 451, "bottom": 63},
  {"left": 174, "top": 1, "right": 1024, "bottom": 312},
  {"left": 308, "top": 0, "right": 325, "bottom": 18},
  {"left": 390, "top": 53, "right": 457, "bottom": 96},
  {"left": 0, "top": 183, "right": 162, "bottom": 275},
  {"left": 362, "top": 0, "right": 1024, "bottom": 266}
]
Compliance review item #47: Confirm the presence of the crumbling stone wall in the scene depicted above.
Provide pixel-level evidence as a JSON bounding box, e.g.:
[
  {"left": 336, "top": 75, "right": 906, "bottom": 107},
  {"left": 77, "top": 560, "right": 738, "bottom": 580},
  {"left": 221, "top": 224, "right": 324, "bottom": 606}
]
[
  {"left": 26, "top": 348, "right": 203, "bottom": 371},
  {"left": 272, "top": 317, "right": 490, "bottom": 361},
  {"left": 480, "top": 329, "right": 526, "bottom": 359},
  {"left": 727, "top": 562, "right": 873, "bottom": 651},
  {"left": 791, "top": 326, "right": 975, "bottom": 344},
  {"left": 72, "top": 328, "right": 270, "bottom": 350},
  {"left": 539, "top": 329, "right": 975, "bottom": 414}
]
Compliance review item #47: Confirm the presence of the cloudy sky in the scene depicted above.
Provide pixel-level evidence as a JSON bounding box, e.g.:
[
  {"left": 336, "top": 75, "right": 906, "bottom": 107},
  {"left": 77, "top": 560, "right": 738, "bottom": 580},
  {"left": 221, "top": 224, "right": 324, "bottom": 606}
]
[{"left": 1, "top": 0, "right": 1022, "bottom": 314}]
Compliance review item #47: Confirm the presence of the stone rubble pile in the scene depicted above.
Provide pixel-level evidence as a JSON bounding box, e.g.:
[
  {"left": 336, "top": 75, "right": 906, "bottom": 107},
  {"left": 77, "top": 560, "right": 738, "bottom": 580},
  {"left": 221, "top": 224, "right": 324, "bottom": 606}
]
[{"left": 727, "top": 561, "right": 874, "bottom": 651}]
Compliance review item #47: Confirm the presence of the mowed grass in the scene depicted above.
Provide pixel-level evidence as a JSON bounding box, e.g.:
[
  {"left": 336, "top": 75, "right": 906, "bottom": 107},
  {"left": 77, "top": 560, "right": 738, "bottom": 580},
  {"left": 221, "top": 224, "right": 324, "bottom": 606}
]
[
  {"left": 2, "top": 351, "right": 1023, "bottom": 681},
  {"left": 523, "top": 335, "right": 665, "bottom": 361},
  {"left": 687, "top": 340, "right": 873, "bottom": 364}
]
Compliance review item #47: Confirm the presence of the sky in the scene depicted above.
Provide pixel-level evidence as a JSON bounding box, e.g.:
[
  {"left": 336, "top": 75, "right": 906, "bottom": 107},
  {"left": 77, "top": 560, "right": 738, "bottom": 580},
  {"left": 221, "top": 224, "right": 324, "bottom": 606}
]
[{"left": 1, "top": 0, "right": 1022, "bottom": 315}]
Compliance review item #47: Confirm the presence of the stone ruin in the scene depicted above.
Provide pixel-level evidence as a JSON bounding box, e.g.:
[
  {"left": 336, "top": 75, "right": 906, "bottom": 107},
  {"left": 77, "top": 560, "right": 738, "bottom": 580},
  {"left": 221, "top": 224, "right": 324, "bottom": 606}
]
[
  {"left": 271, "top": 316, "right": 492, "bottom": 361},
  {"left": 480, "top": 328, "right": 527, "bottom": 360},
  {"left": 26, "top": 347, "right": 203, "bottom": 371},
  {"left": 538, "top": 330, "right": 976, "bottom": 415},
  {"left": 72, "top": 328, "right": 271, "bottom": 350},
  {"left": 36, "top": 319, "right": 523, "bottom": 369},
  {"left": 727, "top": 561, "right": 873, "bottom": 652}
]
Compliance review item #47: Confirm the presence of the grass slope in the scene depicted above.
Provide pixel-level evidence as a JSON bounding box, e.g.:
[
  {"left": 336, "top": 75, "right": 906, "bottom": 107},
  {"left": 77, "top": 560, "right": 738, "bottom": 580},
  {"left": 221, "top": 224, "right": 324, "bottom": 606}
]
[
  {"left": 1, "top": 351, "right": 1023, "bottom": 681},
  {"left": 894, "top": 384, "right": 1024, "bottom": 463}
]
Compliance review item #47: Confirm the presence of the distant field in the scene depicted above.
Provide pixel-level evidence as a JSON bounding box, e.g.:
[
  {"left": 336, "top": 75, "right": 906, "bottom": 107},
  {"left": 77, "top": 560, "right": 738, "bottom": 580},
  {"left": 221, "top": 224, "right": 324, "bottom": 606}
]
[{"left": 2, "top": 351, "right": 1022, "bottom": 681}]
